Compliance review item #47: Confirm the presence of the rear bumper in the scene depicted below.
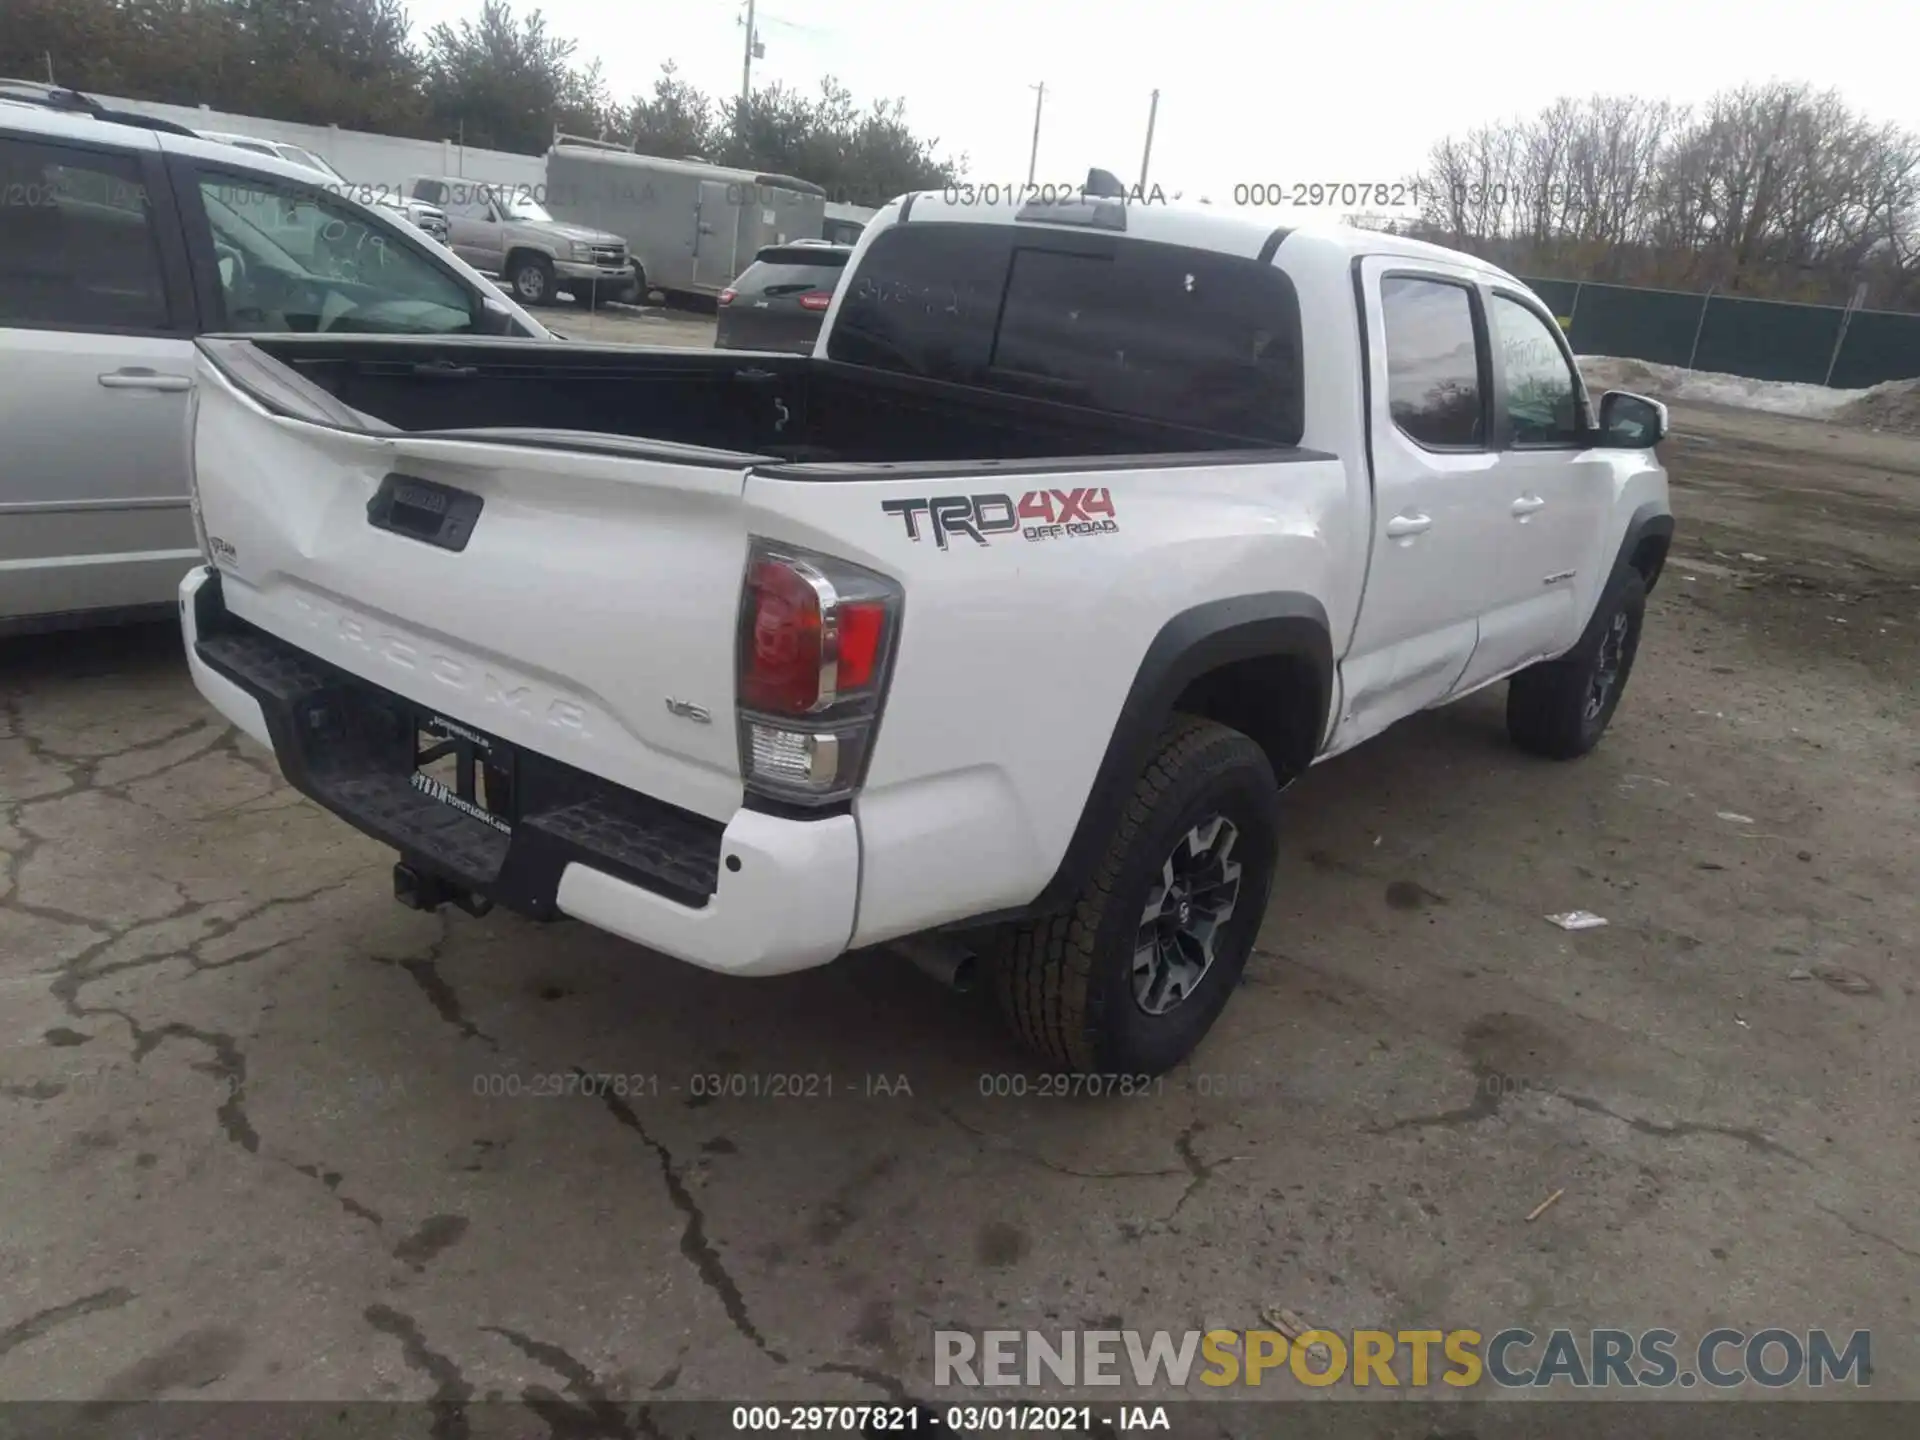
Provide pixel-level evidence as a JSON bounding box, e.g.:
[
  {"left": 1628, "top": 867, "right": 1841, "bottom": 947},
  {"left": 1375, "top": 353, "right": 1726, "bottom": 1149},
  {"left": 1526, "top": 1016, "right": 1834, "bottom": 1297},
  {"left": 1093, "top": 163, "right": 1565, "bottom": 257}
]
[{"left": 178, "top": 566, "right": 857, "bottom": 976}]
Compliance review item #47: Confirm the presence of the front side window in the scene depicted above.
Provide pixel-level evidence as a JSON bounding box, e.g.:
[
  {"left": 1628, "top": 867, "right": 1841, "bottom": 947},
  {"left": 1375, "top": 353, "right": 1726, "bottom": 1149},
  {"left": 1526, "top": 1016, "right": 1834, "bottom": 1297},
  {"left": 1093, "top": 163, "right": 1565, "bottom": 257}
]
[
  {"left": 278, "top": 145, "right": 346, "bottom": 184},
  {"left": 0, "top": 136, "right": 170, "bottom": 330},
  {"left": 1379, "top": 275, "right": 1485, "bottom": 448},
  {"left": 492, "top": 186, "right": 553, "bottom": 223},
  {"left": 1490, "top": 292, "right": 1585, "bottom": 445},
  {"left": 199, "top": 174, "right": 477, "bottom": 334}
]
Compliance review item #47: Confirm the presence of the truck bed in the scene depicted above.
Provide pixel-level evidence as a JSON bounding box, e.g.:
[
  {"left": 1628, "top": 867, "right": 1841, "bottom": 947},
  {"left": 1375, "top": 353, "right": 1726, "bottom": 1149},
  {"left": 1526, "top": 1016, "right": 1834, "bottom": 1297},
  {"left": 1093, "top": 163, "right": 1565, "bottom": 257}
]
[{"left": 212, "top": 335, "right": 1288, "bottom": 471}]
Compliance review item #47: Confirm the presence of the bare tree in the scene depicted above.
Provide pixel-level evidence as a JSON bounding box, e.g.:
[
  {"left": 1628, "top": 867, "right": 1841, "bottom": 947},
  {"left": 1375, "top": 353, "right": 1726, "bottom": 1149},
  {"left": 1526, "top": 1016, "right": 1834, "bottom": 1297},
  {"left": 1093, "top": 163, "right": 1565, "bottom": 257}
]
[{"left": 1410, "top": 83, "right": 1920, "bottom": 309}]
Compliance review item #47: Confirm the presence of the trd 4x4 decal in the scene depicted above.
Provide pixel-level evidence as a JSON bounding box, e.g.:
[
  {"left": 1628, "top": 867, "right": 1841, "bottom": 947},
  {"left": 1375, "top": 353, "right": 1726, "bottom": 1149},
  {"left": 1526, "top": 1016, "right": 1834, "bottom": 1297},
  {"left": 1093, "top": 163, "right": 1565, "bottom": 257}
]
[{"left": 881, "top": 488, "right": 1118, "bottom": 550}]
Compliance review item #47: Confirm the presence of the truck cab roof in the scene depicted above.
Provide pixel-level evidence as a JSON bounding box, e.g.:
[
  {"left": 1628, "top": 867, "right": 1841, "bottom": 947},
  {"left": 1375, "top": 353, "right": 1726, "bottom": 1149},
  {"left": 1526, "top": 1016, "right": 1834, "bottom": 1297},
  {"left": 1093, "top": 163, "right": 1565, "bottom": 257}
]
[{"left": 885, "top": 189, "right": 1525, "bottom": 289}]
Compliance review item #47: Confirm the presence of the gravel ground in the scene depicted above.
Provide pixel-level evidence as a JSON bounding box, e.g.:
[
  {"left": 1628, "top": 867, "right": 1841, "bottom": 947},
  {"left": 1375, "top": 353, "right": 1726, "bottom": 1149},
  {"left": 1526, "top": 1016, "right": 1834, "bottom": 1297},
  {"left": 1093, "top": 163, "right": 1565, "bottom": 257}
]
[
  {"left": 2, "top": 328, "right": 1916, "bottom": 1418},
  {"left": 551, "top": 306, "right": 718, "bottom": 350}
]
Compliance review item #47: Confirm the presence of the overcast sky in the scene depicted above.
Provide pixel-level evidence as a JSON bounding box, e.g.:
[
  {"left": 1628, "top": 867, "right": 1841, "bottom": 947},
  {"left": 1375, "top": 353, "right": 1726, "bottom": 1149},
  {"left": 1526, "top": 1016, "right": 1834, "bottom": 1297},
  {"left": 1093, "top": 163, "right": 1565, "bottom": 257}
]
[{"left": 408, "top": 0, "right": 1920, "bottom": 211}]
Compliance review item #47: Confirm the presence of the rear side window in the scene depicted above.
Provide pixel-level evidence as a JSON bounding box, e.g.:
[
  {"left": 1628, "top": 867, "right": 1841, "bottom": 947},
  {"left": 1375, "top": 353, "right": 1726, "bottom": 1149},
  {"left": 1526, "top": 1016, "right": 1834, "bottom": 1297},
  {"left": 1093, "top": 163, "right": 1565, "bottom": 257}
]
[
  {"left": 1379, "top": 275, "right": 1484, "bottom": 448},
  {"left": 828, "top": 222, "right": 1304, "bottom": 444},
  {"left": 0, "top": 136, "right": 171, "bottom": 330}
]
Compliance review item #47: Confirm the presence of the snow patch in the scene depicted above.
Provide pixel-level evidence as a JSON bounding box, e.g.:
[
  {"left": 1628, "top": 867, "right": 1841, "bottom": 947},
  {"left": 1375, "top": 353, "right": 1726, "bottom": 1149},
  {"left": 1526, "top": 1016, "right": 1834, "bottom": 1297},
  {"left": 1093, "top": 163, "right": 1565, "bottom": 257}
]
[{"left": 1577, "top": 355, "right": 1920, "bottom": 434}]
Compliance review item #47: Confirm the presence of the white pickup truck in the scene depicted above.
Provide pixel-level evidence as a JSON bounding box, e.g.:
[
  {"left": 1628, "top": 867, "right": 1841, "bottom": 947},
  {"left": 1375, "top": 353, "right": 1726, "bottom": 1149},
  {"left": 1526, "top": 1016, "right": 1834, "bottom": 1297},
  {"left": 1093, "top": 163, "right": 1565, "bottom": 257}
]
[{"left": 179, "top": 184, "right": 1674, "bottom": 1075}]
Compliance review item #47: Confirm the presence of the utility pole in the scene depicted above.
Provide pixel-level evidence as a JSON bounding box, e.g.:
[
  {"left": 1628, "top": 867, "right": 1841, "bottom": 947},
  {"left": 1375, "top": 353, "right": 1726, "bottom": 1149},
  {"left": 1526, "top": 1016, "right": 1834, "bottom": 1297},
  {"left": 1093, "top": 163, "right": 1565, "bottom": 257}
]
[
  {"left": 740, "top": 0, "right": 764, "bottom": 122},
  {"left": 1026, "top": 82, "right": 1046, "bottom": 186},
  {"left": 1139, "top": 89, "right": 1160, "bottom": 189},
  {"left": 44, "top": 51, "right": 55, "bottom": 84}
]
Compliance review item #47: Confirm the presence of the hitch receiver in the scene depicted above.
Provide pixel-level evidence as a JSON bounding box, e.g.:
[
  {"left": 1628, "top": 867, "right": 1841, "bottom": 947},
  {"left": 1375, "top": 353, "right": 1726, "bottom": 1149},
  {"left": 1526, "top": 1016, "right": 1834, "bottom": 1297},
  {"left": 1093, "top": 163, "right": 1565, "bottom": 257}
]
[{"left": 393, "top": 862, "right": 493, "bottom": 917}]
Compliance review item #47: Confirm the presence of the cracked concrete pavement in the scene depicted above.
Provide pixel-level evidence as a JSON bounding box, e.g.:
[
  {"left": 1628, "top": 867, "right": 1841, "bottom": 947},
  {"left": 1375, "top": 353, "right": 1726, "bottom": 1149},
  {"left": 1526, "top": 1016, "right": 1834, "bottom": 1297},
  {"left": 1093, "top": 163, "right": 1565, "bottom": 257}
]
[{"left": 2, "top": 398, "right": 1916, "bottom": 1413}]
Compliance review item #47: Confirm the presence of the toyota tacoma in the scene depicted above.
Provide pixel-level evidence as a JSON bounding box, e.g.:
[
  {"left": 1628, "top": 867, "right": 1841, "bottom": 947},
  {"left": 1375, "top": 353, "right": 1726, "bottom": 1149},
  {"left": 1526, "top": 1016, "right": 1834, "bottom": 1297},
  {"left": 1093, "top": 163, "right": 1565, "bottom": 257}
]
[{"left": 178, "top": 180, "right": 1673, "bottom": 1075}]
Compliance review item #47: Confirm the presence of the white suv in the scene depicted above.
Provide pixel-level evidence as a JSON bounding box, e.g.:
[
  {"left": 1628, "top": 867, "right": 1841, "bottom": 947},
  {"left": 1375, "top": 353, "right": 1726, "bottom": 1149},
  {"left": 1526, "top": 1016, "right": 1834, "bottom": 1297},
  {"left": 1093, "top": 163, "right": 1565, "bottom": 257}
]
[{"left": 0, "top": 82, "right": 549, "bottom": 636}]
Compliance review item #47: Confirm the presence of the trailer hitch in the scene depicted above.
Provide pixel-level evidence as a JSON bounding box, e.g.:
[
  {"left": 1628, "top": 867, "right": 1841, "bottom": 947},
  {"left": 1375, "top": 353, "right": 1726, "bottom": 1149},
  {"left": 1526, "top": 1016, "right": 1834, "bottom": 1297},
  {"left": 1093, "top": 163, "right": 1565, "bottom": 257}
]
[{"left": 393, "top": 862, "right": 493, "bottom": 917}]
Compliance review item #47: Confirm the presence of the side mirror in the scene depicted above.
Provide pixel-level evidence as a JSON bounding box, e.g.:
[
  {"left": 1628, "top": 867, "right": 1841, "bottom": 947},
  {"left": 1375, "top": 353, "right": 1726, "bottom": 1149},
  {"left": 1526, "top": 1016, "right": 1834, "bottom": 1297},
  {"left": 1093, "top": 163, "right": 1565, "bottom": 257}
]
[
  {"left": 1597, "top": 389, "right": 1668, "bottom": 448},
  {"left": 475, "top": 295, "right": 517, "bottom": 335}
]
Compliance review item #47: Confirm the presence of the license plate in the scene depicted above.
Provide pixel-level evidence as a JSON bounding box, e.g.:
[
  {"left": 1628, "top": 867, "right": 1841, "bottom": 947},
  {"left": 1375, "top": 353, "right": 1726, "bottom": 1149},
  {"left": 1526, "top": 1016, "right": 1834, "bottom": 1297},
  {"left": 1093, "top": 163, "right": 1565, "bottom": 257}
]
[{"left": 409, "top": 712, "right": 514, "bottom": 835}]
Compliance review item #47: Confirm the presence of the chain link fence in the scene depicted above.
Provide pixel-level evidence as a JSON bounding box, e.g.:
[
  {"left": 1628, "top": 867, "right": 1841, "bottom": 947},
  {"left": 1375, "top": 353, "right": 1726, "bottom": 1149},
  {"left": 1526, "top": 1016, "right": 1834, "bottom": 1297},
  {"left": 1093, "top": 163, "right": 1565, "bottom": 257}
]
[{"left": 1520, "top": 277, "right": 1920, "bottom": 389}]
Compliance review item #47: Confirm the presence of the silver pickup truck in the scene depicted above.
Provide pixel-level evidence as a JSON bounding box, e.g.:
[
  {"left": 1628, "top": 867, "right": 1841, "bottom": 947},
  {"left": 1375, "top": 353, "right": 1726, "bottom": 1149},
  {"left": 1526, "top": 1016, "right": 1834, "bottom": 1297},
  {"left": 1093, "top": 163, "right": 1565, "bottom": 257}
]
[{"left": 405, "top": 176, "right": 637, "bottom": 308}]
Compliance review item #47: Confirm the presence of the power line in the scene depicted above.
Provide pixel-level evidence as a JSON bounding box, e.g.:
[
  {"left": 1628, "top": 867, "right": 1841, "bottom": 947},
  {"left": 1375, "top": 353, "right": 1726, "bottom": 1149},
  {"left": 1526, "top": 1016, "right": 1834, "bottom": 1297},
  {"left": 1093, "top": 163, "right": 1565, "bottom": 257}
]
[{"left": 759, "top": 12, "right": 833, "bottom": 36}]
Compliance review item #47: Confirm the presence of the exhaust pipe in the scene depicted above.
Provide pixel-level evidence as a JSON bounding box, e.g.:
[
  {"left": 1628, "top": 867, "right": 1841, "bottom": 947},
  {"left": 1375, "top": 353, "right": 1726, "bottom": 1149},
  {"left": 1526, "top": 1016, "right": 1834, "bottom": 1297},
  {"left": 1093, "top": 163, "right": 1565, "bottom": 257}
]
[{"left": 894, "top": 936, "right": 980, "bottom": 994}]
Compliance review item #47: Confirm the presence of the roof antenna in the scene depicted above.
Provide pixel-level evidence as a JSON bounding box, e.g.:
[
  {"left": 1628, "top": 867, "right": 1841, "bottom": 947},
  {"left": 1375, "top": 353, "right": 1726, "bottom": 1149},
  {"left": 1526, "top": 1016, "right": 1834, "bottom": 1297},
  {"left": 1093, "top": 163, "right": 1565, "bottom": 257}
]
[{"left": 1084, "top": 167, "right": 1126, "bottom": 198}]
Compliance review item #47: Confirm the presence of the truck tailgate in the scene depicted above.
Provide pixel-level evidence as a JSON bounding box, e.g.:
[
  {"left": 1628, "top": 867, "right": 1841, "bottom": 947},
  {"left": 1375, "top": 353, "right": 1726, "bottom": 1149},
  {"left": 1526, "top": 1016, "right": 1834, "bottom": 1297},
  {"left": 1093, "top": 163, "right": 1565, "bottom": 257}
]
[{"left": 189, "top": 343, "right": 752, "bottom": 827}]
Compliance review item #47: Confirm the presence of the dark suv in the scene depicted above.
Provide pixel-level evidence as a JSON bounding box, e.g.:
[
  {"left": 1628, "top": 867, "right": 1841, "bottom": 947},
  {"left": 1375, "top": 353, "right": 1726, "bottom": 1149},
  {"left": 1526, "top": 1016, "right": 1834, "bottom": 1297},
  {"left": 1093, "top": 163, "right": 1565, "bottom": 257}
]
[{"left": 714, "top": 242, "right": 852, "bottom": 353}]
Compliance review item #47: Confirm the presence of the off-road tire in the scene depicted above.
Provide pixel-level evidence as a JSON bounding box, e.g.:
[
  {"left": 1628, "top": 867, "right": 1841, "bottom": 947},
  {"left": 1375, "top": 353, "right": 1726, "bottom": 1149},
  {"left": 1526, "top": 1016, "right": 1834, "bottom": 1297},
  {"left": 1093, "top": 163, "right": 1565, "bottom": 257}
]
[
  {"left": 987, "top": 715, "right": 1280, "bottom": 1076},
  {"left": 1508, "top": 570, "right": 1647, "bottom": 759}
]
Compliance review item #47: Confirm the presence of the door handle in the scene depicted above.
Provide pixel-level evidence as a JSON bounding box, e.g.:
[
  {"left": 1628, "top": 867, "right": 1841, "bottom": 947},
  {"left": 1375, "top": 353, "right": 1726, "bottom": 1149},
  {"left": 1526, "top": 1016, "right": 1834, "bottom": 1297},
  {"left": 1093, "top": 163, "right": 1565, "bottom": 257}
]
[
  {"left": 98, "top": 369, "right": 192, "bottom": 393},
  {"left": 1511, "top": 495, "right": 1547, "bottom": 518},
  {"left": 1385, "top": 512, "right": 1432, "bottom": 538}
]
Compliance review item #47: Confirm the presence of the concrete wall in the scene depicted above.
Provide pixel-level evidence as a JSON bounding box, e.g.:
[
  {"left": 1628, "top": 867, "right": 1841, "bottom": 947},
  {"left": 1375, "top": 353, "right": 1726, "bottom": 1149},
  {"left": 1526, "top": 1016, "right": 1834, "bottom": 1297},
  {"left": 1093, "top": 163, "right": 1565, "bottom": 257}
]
[{"left": 95, "top": 94, "right": 547, "bottom": 193}]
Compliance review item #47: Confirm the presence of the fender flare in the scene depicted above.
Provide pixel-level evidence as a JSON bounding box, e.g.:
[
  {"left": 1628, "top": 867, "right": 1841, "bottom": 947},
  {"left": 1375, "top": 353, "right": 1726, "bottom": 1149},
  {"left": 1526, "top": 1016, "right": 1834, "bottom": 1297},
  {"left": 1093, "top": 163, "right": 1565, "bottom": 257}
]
[
  {"left": 1568, "top": 502, "right": 1673, "bottom": 658},
  {"left": 1618, "top": 501, "right": 1675, "bottom": 593},
  {"left": 977, "top": 592, "right": 1334, "bottom": 925}
]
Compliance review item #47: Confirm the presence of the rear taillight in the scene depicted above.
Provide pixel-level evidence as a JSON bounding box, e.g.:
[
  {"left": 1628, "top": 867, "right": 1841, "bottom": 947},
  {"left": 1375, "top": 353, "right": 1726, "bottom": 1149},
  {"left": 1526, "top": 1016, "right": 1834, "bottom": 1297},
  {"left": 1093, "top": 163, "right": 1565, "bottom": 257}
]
[
  {"left": 719, "top": 288, "right": 737, "bottom": 305},
  {"left": 798, "top": 291, "right": 833, "bottom": 311},
  {"left": 736, "top": 541, "right": 902, "bottom": 805}
]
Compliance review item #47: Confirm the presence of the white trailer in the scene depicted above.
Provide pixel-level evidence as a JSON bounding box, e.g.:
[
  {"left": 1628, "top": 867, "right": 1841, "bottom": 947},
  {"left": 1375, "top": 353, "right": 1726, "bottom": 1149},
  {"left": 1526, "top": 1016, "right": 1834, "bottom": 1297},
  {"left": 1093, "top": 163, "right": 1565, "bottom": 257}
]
[{"left": 544, "top": 138, "right": 827, "bottom": 299}]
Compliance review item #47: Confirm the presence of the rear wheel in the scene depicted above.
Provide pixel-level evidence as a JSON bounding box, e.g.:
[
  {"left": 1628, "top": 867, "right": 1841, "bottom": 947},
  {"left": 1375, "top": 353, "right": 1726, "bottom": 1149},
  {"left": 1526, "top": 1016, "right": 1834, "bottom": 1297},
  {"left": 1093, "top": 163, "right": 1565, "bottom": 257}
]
[
  {"left": 988, "top": 716, "right": 1279, "bottom": 1076},
  {"left": 1507, "top": 570, "right": 1647, "bottom": 759}
]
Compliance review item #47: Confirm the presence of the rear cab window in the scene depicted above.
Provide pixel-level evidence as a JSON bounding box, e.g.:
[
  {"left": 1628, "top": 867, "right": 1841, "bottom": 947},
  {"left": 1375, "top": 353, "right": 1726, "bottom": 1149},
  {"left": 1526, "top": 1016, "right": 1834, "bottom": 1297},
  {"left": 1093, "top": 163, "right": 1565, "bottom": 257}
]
[{"left": 826, "top": 221, "right": 1304, "bottom": 445}]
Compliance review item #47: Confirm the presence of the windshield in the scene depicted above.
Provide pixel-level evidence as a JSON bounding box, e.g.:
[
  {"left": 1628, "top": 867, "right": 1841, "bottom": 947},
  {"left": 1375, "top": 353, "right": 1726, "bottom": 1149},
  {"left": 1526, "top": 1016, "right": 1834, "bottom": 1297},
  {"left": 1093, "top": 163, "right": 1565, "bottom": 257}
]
[
  {"left": 200, "top": 174, "right": 477, "bottom": 335},
  {"left": 491, "top": 187, "right": 554, "bottom": 222},
  {"left": 282, "top": 146, "right": 348, "bottom": 184}
]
